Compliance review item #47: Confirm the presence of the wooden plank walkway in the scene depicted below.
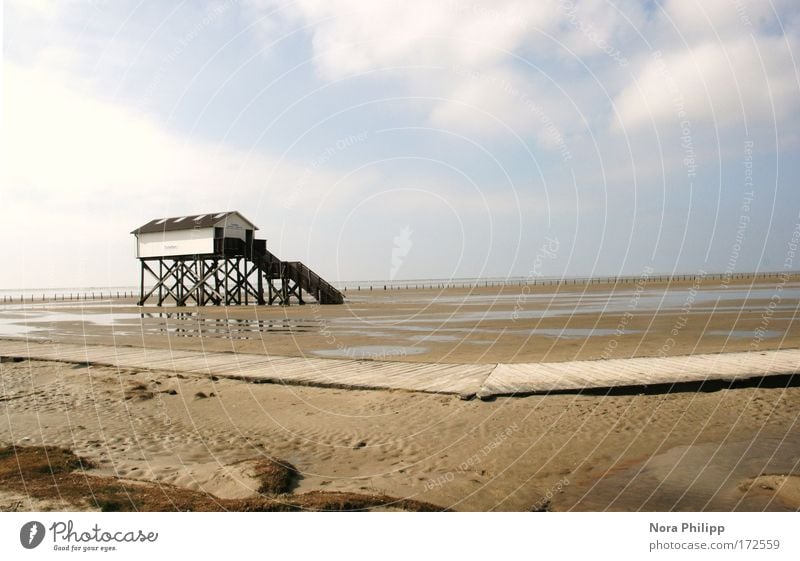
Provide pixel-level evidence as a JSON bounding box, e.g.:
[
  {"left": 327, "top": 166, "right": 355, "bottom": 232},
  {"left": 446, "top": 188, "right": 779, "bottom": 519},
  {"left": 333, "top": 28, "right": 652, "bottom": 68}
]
[
  {"left": 477, "top": 349, "right": 800, "bottom": 398},
  {"left": 0, "top": 339, "right": 797, "bottom": 399},
  {"left": 0, "top": 340, "right": 491, "bottom": 397}
]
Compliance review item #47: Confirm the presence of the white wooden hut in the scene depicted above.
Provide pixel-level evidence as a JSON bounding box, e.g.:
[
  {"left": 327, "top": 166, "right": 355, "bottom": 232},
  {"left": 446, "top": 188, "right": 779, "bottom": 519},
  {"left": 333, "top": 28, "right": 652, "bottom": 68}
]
[{"left": 131, "top": 211, "right": 258, "bottom": 258}]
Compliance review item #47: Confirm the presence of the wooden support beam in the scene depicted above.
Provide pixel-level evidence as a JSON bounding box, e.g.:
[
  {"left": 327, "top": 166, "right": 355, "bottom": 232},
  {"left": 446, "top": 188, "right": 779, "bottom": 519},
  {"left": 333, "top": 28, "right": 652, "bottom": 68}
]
[
  {"left": 256, "top": 261, "right": 264, "bottom": 305},
  {"left": 158, "top": 260, "right": 164, "bottom": 306},
  {"left": 138, "top": 260, "right": 145, "bottom": 305},
  {"left": 139, "top": 260, "right": 180, "bottom": 305},
  {"left": 135, "top": 245, "right": 342, "bottom": 307}
]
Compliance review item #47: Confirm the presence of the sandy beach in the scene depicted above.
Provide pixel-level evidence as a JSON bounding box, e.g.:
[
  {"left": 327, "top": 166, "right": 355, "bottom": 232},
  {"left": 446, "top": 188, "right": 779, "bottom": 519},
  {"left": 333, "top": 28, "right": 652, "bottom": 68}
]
[
  {"left": 1, "top": 276, "right": 799, "bottom": 511},
  {"left": 1, "top": 358, "right": 798, "bottom": 511}
]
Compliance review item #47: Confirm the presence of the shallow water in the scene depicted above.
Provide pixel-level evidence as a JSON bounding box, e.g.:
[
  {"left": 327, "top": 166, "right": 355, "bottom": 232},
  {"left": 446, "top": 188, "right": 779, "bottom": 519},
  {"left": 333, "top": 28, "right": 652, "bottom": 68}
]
[
  {"left": 0, "top": 310, "right": 323, "bottom": 341},
  {"left": 311, "top": 345, "right": 428, "bottom": 359},
  {"left": 0, "top": 282, "right": 797, "bottom": 344},
  {"left": 706, "top": 329, "right": 785, "bottom": 340},
  {"left": 516, "top": 327, "right": 633, "bottom": 339}
]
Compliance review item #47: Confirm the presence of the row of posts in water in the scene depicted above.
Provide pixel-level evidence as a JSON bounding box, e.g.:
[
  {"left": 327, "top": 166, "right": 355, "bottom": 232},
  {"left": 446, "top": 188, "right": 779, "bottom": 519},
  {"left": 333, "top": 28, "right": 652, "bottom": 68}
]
[
  {"left": 2, "top": 291, "right": 137, "bottom": 304},
  {"left": 0, "top": 271, "right": 793, "bottom": 304},
  {"left": 349, "top": 271, "right": 792, "bottom": 291}
]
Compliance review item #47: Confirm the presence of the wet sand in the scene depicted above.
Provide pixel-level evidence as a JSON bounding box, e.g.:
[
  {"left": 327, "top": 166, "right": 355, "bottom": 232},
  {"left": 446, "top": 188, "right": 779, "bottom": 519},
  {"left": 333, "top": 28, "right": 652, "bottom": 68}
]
[
  {"left": 0, "top": 275, "right": 798, "bottom": 511},
  {"left": 2, "top": 276, "right": 799, "bottom": 364}
]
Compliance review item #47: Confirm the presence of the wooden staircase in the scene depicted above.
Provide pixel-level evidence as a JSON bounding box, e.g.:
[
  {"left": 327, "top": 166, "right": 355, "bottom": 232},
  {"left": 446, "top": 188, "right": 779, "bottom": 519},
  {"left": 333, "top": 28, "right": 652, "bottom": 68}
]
[
  {"left": 285, "top": 261, "right": 345, "bottom": 304},
  {"left": 252, "top": 245, "right": 344, "bottom": 305}
]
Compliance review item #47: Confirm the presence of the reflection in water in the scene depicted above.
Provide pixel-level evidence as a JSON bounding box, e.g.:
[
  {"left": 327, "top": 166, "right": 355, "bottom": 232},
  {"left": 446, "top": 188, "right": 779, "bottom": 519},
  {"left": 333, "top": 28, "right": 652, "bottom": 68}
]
[{"left": 138, "top": 312, "right": 321, "bottom": 340}]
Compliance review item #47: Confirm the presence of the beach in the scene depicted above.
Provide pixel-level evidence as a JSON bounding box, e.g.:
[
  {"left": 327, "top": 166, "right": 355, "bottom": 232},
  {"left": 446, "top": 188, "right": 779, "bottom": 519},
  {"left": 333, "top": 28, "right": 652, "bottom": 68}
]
[{"left": 1, "top": 276, "right": 799, "bottom": 511}]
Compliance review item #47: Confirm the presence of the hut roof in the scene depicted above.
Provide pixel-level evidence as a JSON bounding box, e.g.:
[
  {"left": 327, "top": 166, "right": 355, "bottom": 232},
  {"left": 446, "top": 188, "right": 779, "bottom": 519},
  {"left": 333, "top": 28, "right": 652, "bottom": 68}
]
[{"left": 131, "top": 211, "right": 258, "bottom": 235}]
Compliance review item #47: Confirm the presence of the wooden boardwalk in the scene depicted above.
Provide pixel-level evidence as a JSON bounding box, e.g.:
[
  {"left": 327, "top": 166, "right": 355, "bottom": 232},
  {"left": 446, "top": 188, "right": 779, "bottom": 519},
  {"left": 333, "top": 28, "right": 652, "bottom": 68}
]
[
  {"left": 478, "top": 349, "right": 800, "bottom": 398},
  {"left": 0, "top": 339, "right": 797, "bottom": 399}
]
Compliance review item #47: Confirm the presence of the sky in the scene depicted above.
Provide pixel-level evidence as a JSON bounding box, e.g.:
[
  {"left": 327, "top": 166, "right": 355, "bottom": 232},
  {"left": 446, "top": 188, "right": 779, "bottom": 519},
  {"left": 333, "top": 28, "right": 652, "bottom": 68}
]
[{"left": 2, "top": 0, "right": 799, "bottom": 288}]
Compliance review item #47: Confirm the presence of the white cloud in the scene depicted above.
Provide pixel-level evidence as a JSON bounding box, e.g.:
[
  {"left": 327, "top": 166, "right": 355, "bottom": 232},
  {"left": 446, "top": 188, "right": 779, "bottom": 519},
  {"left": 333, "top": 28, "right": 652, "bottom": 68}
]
[
  {"left": 255, "top": 0, "right": 654, "bottom": 79},
  {"left": 552, "top": 0, "right": 645, "bottom": 61},
  {"left": 2, "top": 64, "right": 364, "bottom": 209},
  {"left": 5, "top": 0, "right": 60, "bottom": 21},
  {"left": 264, "top": 0, "right": 558, "bottom": 79},
  {"left": 613, "top": 35, "right": 800, "bottom": 129},
  {"left": 428, "top": 66, "right": 577, "bottom": 156},
  {"left": 0, "top": 63, "right": 366, "bottom": 286},
  {"left": 246, "top": 0, "right": 631, "bottom": 152},
  {"left": 250, "top": 0, "right": 799, "bottom": 141},
  {"left": 662, "top": 0, "right": 794, "bottom": 40}
]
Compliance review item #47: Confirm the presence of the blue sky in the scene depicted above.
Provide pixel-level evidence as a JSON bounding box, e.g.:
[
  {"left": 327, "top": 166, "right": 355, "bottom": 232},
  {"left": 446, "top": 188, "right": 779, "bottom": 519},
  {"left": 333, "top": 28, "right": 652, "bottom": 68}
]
[{"left": 2, "top": 0, "right": 799, "bottom": 287}]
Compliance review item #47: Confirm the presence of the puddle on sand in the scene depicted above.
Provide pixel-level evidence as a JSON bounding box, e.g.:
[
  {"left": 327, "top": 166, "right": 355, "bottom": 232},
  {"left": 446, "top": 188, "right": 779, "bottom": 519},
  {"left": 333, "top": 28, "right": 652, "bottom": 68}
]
[
  {"left": 0, "top": 322, "right": 43, "bottom": 337},
  {"left": 0, "top": 311, "right": 144, "bottom": 339},
  {"left": 407, "top": 334, "right": 460, "bottom": 343},
  {"left": 405, "top": 328, "right": 626, "bottom": 342},
  {"left": 0, "top": 310, "right": 323, "bottom": 341},
  {"left": 706, "top": 329, "right": 785, "bottom": 340},
  {"left": 525, "top": 328, "right": 634, "bottom": 339},
  {"left": 311, "top": 345, "right": 428, "bottom": 360}
]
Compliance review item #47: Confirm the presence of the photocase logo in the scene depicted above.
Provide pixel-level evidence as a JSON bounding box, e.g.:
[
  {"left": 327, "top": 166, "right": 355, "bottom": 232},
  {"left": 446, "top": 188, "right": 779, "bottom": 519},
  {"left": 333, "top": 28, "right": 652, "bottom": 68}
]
[
  {"left": 20, "top": 521, "right": 45, "bottom": 549},
  {"left": 390, "top": 226, "right": 413, "bottom": 280}
]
